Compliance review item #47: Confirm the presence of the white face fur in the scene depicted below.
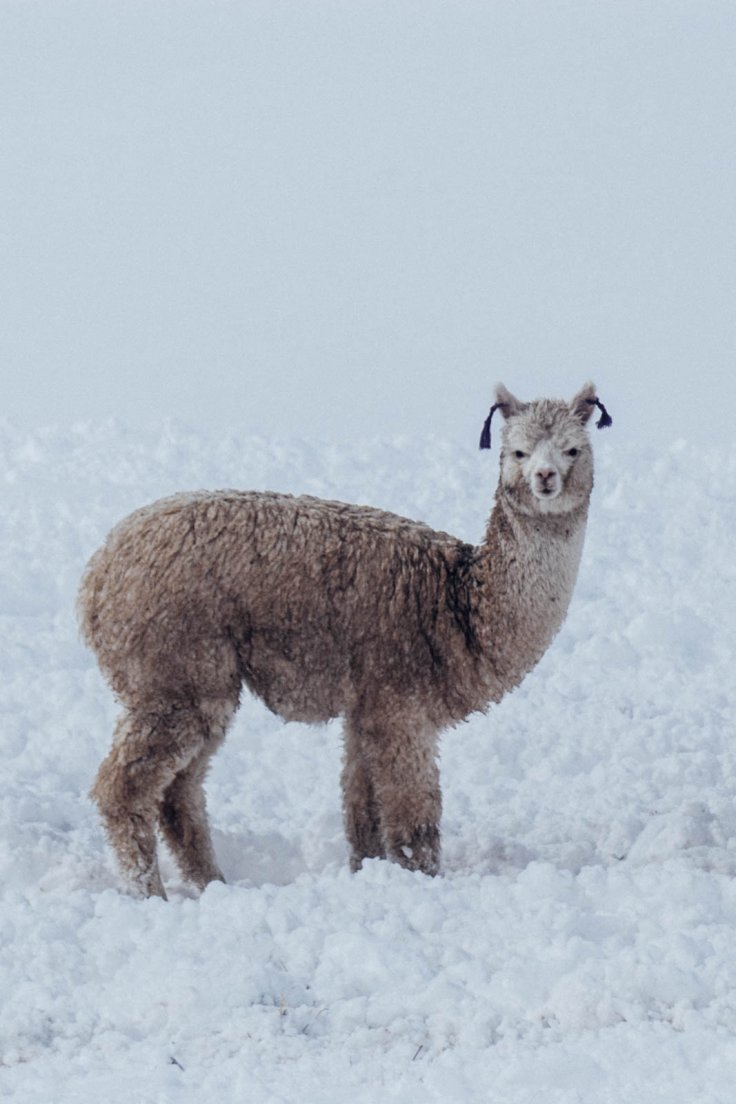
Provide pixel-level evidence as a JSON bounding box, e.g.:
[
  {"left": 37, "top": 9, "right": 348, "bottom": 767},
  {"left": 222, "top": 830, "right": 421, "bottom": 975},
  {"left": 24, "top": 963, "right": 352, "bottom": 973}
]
[{"left": 498, "top": 391, "right": 596, "bottom": 517}]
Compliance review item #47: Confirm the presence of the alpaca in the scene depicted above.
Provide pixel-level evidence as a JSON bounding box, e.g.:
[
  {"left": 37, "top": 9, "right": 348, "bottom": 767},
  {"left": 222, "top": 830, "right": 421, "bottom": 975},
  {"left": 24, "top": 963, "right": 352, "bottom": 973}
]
[{"left": 78, "top": 382, "right": 611, "bottom": 898}]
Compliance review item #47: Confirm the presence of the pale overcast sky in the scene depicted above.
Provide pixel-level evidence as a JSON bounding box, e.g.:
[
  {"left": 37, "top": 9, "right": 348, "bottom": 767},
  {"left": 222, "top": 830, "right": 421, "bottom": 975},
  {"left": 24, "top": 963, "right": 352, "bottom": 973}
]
[{"left": 3, "top": 1, "right": 734, "bottom": 448}]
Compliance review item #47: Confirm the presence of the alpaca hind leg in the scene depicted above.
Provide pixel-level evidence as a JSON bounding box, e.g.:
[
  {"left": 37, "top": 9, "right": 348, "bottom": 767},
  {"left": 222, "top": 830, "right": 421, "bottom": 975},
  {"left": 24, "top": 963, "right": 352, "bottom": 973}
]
[
  {"left": 341, "top": 720, "right": 385, "bottom": 871},
  {"left": 362, "top": 721, "right": 442, "bottom": 876},
  {"left": 159, "top": 720, "right": 230, "bottom": 890},
  {"left": 91, "top": 707, "right": 207, "bottom": 899}
]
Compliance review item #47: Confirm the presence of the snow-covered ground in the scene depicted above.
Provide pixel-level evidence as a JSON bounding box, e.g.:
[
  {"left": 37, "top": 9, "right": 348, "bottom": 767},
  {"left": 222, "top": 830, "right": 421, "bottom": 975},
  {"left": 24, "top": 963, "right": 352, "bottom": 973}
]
[{"left": 2, "top": 420, "right": 736, "bottom": 1102}]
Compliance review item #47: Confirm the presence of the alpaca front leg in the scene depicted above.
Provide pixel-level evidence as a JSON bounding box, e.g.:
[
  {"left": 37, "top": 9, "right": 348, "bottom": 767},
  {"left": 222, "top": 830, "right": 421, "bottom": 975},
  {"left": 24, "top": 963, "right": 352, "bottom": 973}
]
[
  {"left": 363, "top": 723, "right": 442, "bottom": 877},
  {"left": 342, "top": 721, "right": 385, "bottom": 870}
]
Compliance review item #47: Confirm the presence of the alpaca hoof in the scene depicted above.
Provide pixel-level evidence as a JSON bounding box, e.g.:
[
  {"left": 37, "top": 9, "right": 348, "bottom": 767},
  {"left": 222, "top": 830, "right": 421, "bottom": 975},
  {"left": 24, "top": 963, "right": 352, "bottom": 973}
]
[
  {"left": 127, "top": 868, "right": 168, "bottom": 900},
  {"left": 389, "top": 825, "right": 440, "bottom": 876},
  {"left": 195, "top": 870, "right": 226, "bottom": 892}
]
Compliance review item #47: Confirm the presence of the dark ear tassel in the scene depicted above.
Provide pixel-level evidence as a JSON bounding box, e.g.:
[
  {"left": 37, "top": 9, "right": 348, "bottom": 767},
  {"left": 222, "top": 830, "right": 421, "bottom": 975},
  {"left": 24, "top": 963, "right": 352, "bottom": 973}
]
[
  {"left": 586, "top": 397, "right": 613, "bottom": 429},
  {"left": 479, "top": 402, "right": 507, "bottom": 449}
]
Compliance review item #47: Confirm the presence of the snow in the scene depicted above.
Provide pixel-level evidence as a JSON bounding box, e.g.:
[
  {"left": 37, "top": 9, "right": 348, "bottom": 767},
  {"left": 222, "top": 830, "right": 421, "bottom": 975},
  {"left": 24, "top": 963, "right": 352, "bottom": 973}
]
[{"left": 2, "top": 420, "right": 735, "bottom": 1102}]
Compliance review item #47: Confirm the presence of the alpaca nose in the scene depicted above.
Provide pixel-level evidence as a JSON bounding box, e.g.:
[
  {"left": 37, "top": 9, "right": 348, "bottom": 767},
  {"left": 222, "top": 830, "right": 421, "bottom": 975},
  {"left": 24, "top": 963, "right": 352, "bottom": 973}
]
[{"left": 537, "top": 468, "right": 556, "bottom": 482}]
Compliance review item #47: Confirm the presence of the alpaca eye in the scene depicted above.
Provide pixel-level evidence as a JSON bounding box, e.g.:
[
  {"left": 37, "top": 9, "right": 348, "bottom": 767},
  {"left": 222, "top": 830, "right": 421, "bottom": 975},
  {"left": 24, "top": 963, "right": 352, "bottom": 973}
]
[
  {"left": 514, "top": 450, "right": 526, "bottom": 460},
  {"left": 567, "top": 448, "right": 579, "bottom": 457}
]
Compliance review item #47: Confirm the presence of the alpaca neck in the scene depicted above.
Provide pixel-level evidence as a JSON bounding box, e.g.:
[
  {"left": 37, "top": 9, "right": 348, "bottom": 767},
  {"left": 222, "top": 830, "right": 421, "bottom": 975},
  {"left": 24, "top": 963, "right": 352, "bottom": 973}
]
[{"left": 473, "top": 488, "right": 589, "bottom": 698}]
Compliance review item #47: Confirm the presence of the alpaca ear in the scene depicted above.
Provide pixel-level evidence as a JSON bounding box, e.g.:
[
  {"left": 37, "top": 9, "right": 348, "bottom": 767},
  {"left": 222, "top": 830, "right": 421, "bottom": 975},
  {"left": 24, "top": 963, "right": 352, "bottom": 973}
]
[
  {"left": 569, "top": 382, "right": 598, "bottom": 424},
  {"left": 479, "top": 383, "right": 526, "bottom": 449},
  {"left": 569, "top": 381, "right": 600, "bottom": 419},
  {"left": 494, "top": 383, "right": 525, "bottom": 418},
  {"left": 570, "top": 381, "right": 613, "bottom": 430}
]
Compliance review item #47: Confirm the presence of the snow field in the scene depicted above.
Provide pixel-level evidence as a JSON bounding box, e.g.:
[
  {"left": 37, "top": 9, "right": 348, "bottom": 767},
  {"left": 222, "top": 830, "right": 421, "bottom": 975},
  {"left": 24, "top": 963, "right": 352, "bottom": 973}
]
[{"left": 1, "top": 422, "right": 735, "bottom": 1102}]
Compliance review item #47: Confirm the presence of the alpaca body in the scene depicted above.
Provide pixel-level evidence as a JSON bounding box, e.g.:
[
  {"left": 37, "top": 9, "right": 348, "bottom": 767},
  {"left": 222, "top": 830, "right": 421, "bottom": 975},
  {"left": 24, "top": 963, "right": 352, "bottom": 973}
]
[{"left": 79, "top": 384, "right": 607, "bottom": 897}]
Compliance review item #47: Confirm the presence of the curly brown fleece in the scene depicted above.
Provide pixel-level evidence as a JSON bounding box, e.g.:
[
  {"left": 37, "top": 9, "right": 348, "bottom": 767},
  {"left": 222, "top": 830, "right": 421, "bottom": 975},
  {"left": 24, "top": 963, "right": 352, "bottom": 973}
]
[{"left": 79, "top": 383, "right": 607, "bottom": 898}]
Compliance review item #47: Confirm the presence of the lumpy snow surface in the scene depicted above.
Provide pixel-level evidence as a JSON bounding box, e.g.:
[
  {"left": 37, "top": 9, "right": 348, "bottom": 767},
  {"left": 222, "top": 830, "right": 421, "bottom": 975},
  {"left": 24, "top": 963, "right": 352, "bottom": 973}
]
[{"left": 2, "top": 422, "right": 735, "bottom": 1102}]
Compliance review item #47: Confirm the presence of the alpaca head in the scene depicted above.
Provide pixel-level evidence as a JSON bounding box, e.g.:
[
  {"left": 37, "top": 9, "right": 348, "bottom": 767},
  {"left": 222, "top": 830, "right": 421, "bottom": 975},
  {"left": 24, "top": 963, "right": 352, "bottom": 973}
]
[{"left": 483, "top": 382, "right": 610, "bottom": 517}]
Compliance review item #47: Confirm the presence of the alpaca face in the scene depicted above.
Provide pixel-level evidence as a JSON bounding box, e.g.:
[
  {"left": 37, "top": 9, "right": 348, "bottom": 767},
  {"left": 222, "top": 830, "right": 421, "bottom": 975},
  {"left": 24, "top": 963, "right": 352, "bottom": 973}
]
[{"left": 499, "top": 397, "right": 595, "bottom": 518}]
